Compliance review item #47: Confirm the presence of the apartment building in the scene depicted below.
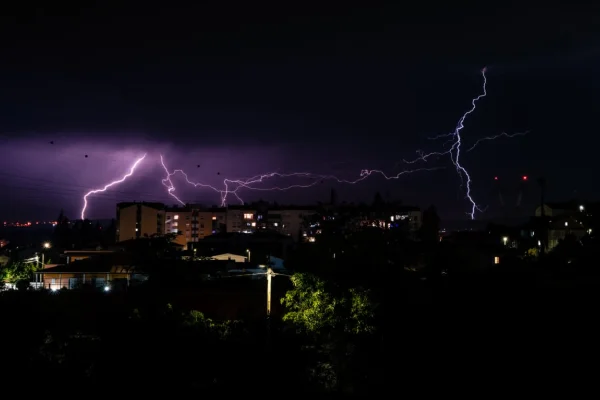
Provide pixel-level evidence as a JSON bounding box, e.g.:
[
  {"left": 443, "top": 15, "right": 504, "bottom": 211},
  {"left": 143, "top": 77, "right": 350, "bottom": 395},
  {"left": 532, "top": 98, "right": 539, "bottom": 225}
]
[
  {"left": 116, "top": 202, "right": 165, "bottom": 242},
  {"left": 116, "top": 201, "right": 321, "bottom": 244},
  {"left": 165, "top": 205, "right": 193, "bottom": 243},
  {"left": 266, "top": 207, "right": 317, "bottom": 241},
  {"left": 191, "top": 207, "right": 227, "bottom": 241},
  {"left": 389, "top": 207, "right": 422, "bottom": 231},
  {"left": 226, "top": 206, "right": 257, "bottom": 234}
]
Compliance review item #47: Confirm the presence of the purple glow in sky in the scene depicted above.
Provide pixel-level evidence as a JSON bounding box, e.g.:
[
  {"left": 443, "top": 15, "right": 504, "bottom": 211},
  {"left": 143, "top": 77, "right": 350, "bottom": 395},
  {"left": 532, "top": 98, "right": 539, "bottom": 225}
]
[{"left": 0, "top": 69, "right": 531, "bottom": 222}]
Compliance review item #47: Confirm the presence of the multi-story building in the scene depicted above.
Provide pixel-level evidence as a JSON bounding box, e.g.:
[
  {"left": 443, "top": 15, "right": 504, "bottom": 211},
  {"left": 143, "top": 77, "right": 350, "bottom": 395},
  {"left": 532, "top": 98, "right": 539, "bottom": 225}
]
[
  {"left": 165, "top": 205, "right": 194, "bottom": 243},
  {"left": 301, "top": 204, "right": 422, "bottom": 242},
  {"left": 116, "top": 202, "right": 165, "bottom": 242},
  {"left": 191, "top": 207, "right": 227, "bottom": 241},
  {"left": 267, "top": 207, "right": 317, "bottom": 241},
  {"left": 164, "top": 205, "right": 228, "bottom": 244},
  {"left": 225, "top": 204, "right": 317, "bottom": 241},
  {"left": 226, "top": 206, "right": 257, "bottom": 234},
  {"left": 388, "top": 206, "right": 422, "bottom": 231}
]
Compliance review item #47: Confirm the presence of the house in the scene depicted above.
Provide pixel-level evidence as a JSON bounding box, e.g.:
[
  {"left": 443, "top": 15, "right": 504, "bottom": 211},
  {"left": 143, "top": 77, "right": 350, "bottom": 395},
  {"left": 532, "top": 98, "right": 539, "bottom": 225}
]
[
  {"left": 63, "top": 250, "right": 116, "bottom": 263},
  {"left": 211, "top": 253, "right": 248, "bottom": 263},
  {"left": 34, "top": 253, "right": 144, "bottom": 291},
  {"left": 535, "top": 201, "right": 585, "bottom": 217}
]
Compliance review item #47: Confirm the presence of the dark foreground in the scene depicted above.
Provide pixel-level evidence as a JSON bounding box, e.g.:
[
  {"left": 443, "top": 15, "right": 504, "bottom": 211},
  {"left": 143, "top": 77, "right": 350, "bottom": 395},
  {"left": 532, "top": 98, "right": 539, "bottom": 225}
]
[{"left": 1, "top": 284, "right": 383, "bottom": 396}]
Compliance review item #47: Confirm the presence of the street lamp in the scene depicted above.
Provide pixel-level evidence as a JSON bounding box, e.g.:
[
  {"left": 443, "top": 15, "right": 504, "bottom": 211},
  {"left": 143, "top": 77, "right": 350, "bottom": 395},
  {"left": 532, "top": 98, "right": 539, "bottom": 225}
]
[
  {"left": 41, "top": 242, "right": 51, "bottom": 266},
  {"left": 246, "top": 249, "right": 251, "bottom": 262},
  {"left": 502, "top": 236, "right": 508, "bottom": 246},
  {"left": 579, "top": 205, "right": 585, "bottom": 212}
]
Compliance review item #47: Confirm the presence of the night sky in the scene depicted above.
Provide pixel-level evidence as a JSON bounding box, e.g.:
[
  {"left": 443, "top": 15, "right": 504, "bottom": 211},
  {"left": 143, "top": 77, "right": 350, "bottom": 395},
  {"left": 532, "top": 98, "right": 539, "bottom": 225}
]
[{"left": 1, "top": 3, "right": 599, "bottom": 222}]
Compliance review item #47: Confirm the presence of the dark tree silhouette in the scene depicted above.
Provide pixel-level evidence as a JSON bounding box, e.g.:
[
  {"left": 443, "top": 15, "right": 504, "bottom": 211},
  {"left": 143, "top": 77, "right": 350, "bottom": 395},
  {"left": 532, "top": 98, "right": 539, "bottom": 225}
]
[{"left": 420, "top": 205, "right": 440, "bottom": 243}]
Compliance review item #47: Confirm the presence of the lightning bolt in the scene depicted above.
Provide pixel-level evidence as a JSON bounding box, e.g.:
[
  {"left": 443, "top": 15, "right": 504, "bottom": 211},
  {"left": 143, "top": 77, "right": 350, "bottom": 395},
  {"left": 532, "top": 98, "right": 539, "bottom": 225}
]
[
  {"left": 81, "top": 153, "right": 147, "bottom": 220},
  {"left": 465, "top": 131, "right": 529, "bottom": 152},
  {"left": 159, "top": 161, "right": 441, "bottom": 207},
  {"left": 402, "top": 67, "right": 523, "bottom": 219},
  {"left": 157, "top": 71, "right": 524, "bottom": 214},
  {"left": 146, "top": 68, "right": 524, "bottom": 219},
  {"left": 159, "top": 155, "right": 187, "bottom": 206}
]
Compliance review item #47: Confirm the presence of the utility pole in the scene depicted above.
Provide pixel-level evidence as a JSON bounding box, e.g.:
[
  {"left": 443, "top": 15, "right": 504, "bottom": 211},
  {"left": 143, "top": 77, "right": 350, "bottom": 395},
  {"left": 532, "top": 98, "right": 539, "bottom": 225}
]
[
  {"left": 266, "top": 267, "right": 273, "bottom": 317},
  {"left": 538, "top": 177, "right": 547, "bottom": 256}
]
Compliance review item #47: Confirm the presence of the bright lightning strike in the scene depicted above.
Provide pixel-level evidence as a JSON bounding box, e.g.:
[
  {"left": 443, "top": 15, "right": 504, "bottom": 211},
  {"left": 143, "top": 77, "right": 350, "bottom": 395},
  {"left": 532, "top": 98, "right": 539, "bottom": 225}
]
[
  {"left": 159, "top": 160, "right": 441, "bottom": 207},
  {"left": 403, "top": 67, "right": 523, "bottom": 219},
  {"left": 160, "top": 155, "right": 187, "bottom": 206},
  {"left": 81, "top": 154, "right": 147, "bottom": 220},
  {"left": 81, "top": 68, "right": 524, "bottom": 220}
]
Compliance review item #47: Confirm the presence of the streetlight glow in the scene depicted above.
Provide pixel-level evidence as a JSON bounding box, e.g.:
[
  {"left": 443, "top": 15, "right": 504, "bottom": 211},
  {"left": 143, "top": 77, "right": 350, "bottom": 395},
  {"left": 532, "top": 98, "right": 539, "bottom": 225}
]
[{"left": 502, "top": 236, "right": 508, "bottom": 246}]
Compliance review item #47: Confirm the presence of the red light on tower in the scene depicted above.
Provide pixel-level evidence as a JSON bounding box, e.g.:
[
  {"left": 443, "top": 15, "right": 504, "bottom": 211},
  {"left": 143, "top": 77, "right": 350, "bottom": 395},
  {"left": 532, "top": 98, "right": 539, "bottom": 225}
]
[
  {"left": 494, "top": 176, "right": 498, "bottom": 181},
  {"left": 522, "top": 175, "right": 528, "bottom": 181}
]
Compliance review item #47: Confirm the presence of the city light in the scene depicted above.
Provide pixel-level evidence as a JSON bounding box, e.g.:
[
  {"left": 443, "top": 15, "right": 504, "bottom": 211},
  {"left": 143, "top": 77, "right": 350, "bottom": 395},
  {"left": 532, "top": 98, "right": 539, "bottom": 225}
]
[
  {"left": 104, "top": 286, "right": 110, "bottom": 292},
  {"left": 502, "top": 236, "right": 508, "bottom": 246},
  {"left": 522, "top": 175, "right": 528, "bottom": 181},
  {"left": 43, "top": 242, "right": 51, "bottom": 249},
  {"left": 579, "top": 205, "right": 585, "bottom": 212}
]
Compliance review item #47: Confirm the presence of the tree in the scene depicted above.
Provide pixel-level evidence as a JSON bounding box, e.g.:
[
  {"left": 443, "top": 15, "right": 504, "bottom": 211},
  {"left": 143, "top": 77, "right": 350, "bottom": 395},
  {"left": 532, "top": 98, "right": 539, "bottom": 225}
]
[
  {"left": 281, "top": 273, "right": 375, "bottom": 335},
  {"left": 372, "top": 192, "right": 385, "bottom": 210},
  {"left": 420, "top": 205, "right": 440, "bottom": 243},
  {"left": 280, "top": 273, "right": 378, "bottom": 393},
  {"left": 1, "top": 260, "right": 38, "bottom": 285}
]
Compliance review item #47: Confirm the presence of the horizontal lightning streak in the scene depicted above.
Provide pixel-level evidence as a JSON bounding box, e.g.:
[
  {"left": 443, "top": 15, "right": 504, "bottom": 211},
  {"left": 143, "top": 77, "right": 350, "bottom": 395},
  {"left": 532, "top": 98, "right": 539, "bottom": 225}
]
[
  {"left": 465, "top": 131, "right": 529, "bottom": 152},
  {"left": 159, "top": 160, "right": 441, "bottom": 207}
]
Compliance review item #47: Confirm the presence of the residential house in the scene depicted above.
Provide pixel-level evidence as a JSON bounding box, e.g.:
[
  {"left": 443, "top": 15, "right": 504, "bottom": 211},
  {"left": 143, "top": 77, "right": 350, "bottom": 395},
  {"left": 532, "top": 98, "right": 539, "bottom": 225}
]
[{"left": 34, "top": 253, "right": 144, "bottom": 291}]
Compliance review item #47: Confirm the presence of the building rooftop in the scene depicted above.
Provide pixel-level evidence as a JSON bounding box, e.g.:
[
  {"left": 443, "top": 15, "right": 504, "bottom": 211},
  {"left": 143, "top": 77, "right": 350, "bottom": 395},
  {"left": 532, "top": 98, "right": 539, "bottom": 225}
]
[{"left": 38, "top": 256, "right": 135, "bottom": 274}]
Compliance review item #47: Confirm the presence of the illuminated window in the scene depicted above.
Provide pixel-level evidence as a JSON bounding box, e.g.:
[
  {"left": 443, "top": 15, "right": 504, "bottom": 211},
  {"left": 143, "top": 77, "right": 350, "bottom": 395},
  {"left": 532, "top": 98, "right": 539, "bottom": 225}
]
[
  {"left": 494, "top": 256, "right": 500, "bottom": 264},
  {"left": 251, "top": 222, "right": 256, "bottom": 227},
  {"left": 174, "top": 215, "right": 179, "bottom": 220},
  {"left": 244, "top": 213, "right": 253, "bottom": 220},
  {"left": 212, "top": 216, "right": 217, "bottom": 220},
  {"left": 273, "top": 222, "right": 278, "bottom": 227}
]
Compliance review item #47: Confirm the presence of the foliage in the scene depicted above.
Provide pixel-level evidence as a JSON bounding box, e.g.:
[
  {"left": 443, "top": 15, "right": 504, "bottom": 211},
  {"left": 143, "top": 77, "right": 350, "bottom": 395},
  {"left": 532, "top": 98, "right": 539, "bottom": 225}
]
[
  {"left": 182, "top": 310, "right": 244, "bottom": 339},
  {"left": 526, "top": 247, "right": 539, "bottom": 258},
  {"left": 1, "top": 260, "right": 38, "bottom": 284},
  {"left": 280, "top": 273, "right": 378, "bottom": 393},
  {"left": 281, "top": 273, "right": 375, "bottom": 335}
]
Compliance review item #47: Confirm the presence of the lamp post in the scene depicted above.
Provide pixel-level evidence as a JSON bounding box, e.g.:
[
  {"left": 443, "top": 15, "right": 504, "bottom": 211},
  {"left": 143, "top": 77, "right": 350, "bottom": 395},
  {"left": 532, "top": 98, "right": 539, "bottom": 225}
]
[
  {"left": 246, "top": 249, "right": 251, "bottom": 262},
  {"left": 502, "top": 236, "right": 508, "bottom": 246},
  {"left": 41, "top": 242, "right": 51, "bottom": 266}
]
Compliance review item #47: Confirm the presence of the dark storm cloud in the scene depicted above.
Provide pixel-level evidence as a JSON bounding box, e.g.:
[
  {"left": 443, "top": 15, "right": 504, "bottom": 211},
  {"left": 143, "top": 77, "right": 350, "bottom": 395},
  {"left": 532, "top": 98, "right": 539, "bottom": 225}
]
[{"left": 1, "top": 3, "right": 599, "bottom": 222}]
